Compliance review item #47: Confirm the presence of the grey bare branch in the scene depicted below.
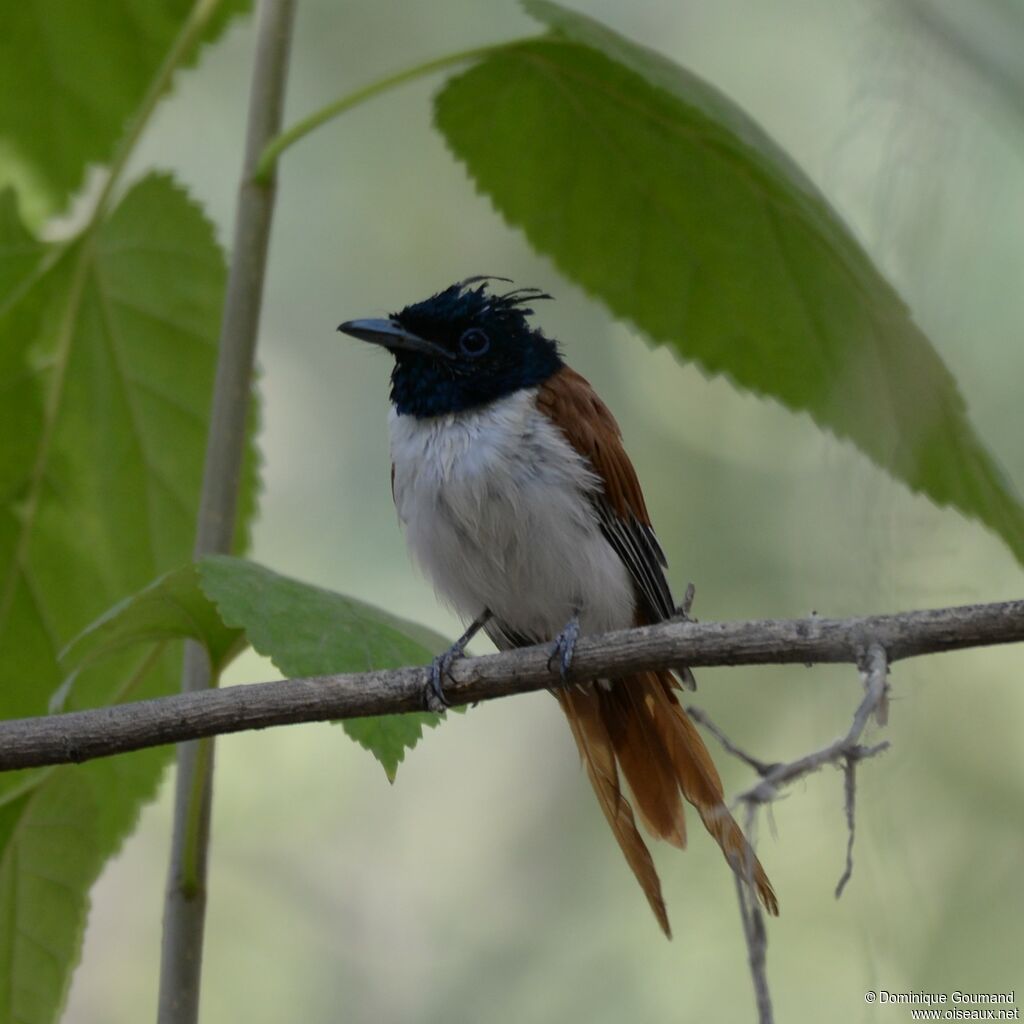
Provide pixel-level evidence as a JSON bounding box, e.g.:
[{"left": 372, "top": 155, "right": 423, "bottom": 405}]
[{"left": 0, "top": 598, "right": 1019, "bottom": 772}]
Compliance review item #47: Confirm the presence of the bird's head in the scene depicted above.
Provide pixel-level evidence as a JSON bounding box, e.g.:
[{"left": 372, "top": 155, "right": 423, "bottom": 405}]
[{"left": 338, "top": 276, "right": 563, "bottom": 417}]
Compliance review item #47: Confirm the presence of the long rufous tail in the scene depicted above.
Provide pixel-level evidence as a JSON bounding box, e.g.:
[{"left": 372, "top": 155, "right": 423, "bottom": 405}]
[{"left": 557, "top": 670, "right": 777, "bottom": 937}]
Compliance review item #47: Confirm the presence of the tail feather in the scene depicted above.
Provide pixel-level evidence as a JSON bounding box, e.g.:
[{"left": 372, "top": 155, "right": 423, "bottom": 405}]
[
  {"left": 648, "top": 674, "right": 779, "bottom": 916},
  {"left": 602, "top": 683, "right": 686, "bottom": 848},
  {"left": 557, "top": 687, "right": 673, "bottom": 938},
  {"left": 559, "top": 670, "right": 778, "bottom": 935}
]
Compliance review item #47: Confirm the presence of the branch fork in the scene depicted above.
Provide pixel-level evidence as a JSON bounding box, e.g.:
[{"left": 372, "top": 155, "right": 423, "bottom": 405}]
[{"left": 691, "top": 642, "right": 898, "bottom": 1024}]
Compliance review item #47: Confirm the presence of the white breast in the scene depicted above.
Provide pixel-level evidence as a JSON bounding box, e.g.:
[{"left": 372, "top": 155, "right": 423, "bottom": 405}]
[{"left": 389, "top": 388, "right": 636, "bottom": 644}]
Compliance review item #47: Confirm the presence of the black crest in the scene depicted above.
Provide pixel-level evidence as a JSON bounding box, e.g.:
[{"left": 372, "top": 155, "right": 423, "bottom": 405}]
[{"left": 387, "top": 278, "right": 562, "bottom": 417}]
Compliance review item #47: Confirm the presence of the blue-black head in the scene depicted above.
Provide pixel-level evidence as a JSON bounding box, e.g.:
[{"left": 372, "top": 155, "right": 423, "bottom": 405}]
[{"left": 338, "top": 276, "right": 563, "bottom": 417}]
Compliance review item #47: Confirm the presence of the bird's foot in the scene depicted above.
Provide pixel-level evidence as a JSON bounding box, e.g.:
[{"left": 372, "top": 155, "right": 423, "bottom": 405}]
[
  {"left": 547, "top": 612, "right": 581, "bottom": 685},
  {"left": 674, "top": 581, "right": 697, "bottom": 621},
  {"left": 677, "top": 665, "right": 697, "bottom": 692},
  {"left": 424, "top": 610, "right": 492, "bottom": 714},
  {"left": 426, "top": 650, "right": 457, "bottom": 714},
  {"left": 673, "top": 583, "right": 698, "bottom": 691}
]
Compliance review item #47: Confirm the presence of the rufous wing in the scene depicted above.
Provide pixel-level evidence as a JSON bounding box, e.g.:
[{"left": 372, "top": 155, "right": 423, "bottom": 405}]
[{"left": 537, "top": 366, "right": 675, "bottom": 622}]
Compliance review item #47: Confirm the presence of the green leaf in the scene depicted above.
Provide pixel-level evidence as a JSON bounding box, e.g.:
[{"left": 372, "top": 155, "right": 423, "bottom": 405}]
[
  {"left": 0, "top": 0, "right": 251, "bottom": 219},
  {"left": 0, "top": 173, "right": 231, "bottom": 716},
  {"left": 434, "top": 1, "right": 1024, "bottom": 566},
  {"left": 199, "top": 556, "right": 451, "bottom": 782},
  {"left": 56, "top": 555, "right": 453, "bottom": 783},
  {"left": 54, "top": 565, "right": 246, "bottom": 711},
  {"left": 198, "top": 556, "right": 448, "bottom": 673},
  {"left": 0, "top": 173, "right": 248, "bottom": 1024},
  {"left": 0, "top": 744, "right": 170, "bottom": 1024}
]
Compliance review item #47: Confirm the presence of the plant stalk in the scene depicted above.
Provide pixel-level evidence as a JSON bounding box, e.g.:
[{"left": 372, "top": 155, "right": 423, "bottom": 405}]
[{"left": 157, "top": 0, "right": 296, "bottom": 1020}]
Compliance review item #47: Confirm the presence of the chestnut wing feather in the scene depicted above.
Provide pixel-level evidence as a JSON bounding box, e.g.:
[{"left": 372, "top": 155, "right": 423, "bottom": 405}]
[{"left": 538, "top": 367, "right": 676, "bottom": 623}]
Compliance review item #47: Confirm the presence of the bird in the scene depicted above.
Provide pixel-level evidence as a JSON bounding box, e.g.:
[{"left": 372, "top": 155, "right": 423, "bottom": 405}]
[{"left": 338, "top": 276, "right": 777, "bottom": 935}]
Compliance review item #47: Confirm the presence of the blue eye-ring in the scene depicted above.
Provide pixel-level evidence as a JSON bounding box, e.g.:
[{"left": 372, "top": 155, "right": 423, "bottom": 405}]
[{"left": 459, "top": 328, "right": 490, "bottom": 356}]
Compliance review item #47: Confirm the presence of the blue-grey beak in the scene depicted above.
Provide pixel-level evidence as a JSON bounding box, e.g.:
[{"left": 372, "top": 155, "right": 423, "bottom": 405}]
[{"left": 337, "top": 318, "right": 453, "bottom": 360}]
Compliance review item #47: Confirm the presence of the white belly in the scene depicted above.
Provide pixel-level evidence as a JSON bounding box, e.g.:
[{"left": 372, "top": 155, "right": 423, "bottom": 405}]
[{"left": 389, "top": 389, "right": 636, "bottom": 643}]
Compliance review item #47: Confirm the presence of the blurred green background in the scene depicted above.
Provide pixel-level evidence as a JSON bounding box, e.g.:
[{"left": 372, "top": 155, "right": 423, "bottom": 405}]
[{"left": 58, "top": 0, "right": 1023, "bottom": 1020}]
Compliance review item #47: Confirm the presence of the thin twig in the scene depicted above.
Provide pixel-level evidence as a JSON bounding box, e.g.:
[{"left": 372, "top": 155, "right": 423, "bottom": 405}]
[
  {"left": 736, "top": 804, "right": 773, "bottom": 1024},
  {"left": 737, "top": 649, "right": 891, "bottom": 808},
  {"left": 696, "top": 645, "right": 895, "bottom": 1021},
  {"left": 835, "top": 757, "right": 858, "bottom": 899},
  {"left": 686, "top": 706, "right": 778, "bottom": 777},
  {"left": 0, "top": 599, "right": 1020, "bottom": 772},
  {"left": 158, "top": 2, "right": 296, "bottom": 1021},
  {"left": 835, "top": 645, "right": 890, "bottom": 897},
  {"left": 732, "top": 646, "right": 891, "bottom": 894}
]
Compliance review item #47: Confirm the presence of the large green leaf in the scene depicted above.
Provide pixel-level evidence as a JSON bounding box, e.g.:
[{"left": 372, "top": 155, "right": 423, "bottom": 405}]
[
  {"left": 59, "top": 555, "right": 453, "bottom": 783},
  {"left": 434, "top": 0, "right": 1024, "bottom": 565},
  {"left": 0, "top": 173, "right": 245, "bottom": 1024},
  {"left": 0, "top": 0, "right": 250, "bottom": 220},
  {"left": 200, "top": 556, "right": 451, "bottom": 781}
]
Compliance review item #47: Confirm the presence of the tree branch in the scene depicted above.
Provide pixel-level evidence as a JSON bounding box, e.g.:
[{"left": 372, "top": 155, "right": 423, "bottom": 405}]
[{"left": 0, "top": 598, "right": 1019, "bottom": 772}]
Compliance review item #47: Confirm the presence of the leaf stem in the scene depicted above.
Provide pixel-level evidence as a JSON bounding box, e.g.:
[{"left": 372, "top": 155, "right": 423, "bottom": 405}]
[
  {"left": 253, "top": 36, "right": 535, "bottom": 182},
  {"left": 90, "top": 0, "right": 223, "bottom": 229}
]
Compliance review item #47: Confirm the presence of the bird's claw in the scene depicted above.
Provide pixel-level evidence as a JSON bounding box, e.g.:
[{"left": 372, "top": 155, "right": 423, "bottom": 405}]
[
  {"left": 673, "top": 584, "right": 698, "bottom": 691},
  {"left": 426, "top": 650, "right": 457, "bottom": 714},
  {"left": 674, "top": 581, "right": 697, "bottom": 621},
  {"left": 423, "top": 610, "right": 492, "bottom": 714},
  {"left": 678, "top": 666, "right": 697, "bottom": 692},
  {"left": 547, "top": 613, "right": 581, "bottom": 685}
]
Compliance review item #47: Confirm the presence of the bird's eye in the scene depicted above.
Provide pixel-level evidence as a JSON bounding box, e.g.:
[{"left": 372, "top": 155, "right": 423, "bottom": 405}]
[{"left": 459, "top": 328, "right": 490, "bottom": 357}]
